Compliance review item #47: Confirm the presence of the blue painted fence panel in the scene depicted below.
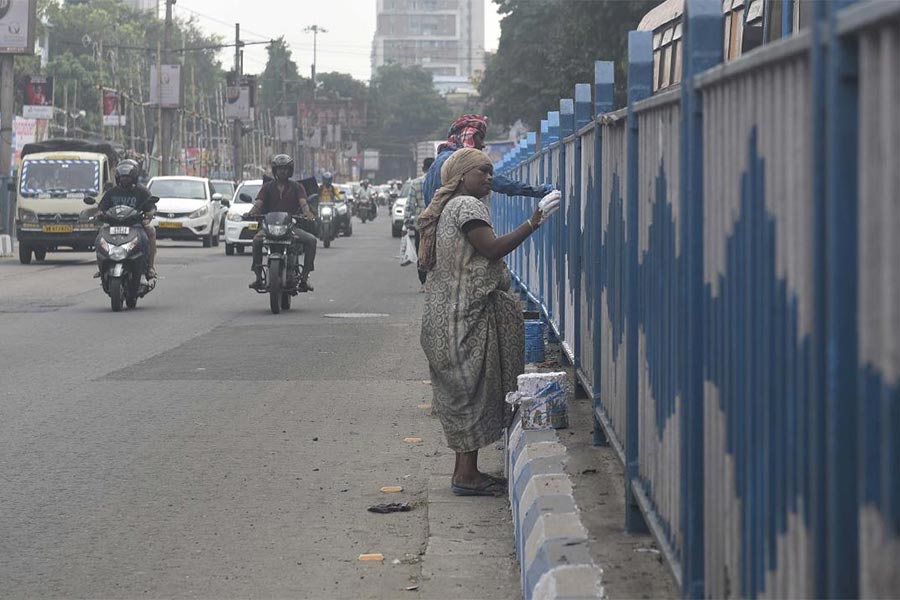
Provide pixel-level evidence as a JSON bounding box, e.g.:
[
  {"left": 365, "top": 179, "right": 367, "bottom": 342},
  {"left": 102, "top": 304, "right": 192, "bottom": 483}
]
[
  {"left": 854, "top": 9, "right": 900, "bottom": 598},
  {"left": 633, "top": 91, "right": 684, "bottom": 570},
  {"left": 492, "top": 2, "right": 899, "bottom": 595}
]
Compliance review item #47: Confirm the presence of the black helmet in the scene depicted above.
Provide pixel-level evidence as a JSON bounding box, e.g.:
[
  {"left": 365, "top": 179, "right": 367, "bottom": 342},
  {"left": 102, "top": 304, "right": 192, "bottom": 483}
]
[
  {"left": 322, "top": 171, "right": 333, "bottom": 185},
  {"left": 271, "top": 154, "right": 294, "bottom": 179},
  {"left": 115, "top": 160, "right": 140, "bottom": 187}
]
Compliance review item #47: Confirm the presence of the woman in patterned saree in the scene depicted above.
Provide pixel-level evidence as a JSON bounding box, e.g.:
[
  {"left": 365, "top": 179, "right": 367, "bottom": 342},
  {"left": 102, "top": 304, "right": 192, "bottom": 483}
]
[{"left": 418, "top": 148, "right": 560, "bottom": 496}]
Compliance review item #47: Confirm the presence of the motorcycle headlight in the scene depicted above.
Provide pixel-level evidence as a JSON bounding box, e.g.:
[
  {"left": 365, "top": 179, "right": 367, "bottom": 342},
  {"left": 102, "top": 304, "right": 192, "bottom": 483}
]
[
  {"left": 108, "top": 244, "right": 128, "bottom": 261},
  {"left": 99, "top": 238, "right": 110, "bottom": 253},
  {"left": 320, "top": 206, "right": 333, "bottom": 216},
  {"left": 189, "top": 206, "right": 209, "bottom": 219},
  {"left": 17, "top": 208, "right": 38, "bottom": 223},
  {"left": 266, "top": 224, "right": 289, "bottom": 237},
  {"left": 227, "top": 211, "right": 244, "bottom": 222}
]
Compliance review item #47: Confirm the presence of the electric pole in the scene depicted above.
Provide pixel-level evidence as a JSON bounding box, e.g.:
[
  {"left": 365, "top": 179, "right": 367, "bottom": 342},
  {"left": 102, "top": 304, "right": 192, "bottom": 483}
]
[
  {"left": 304, "top": 25, "right": 326, "bottom": 102},
  {"left": 160, "top": 0, "right": 175, "bottom": 175},
  {"left": 304, "top": 25, "right": 326, "bottom": 176},
  {"left": 231, "top": 23, "right": 243, "bottom": 180}
]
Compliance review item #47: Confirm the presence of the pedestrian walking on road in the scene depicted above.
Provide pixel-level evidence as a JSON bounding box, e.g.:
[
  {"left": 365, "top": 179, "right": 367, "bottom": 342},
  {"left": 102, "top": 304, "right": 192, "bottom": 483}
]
[
  {"left": 422, "top": 114, "right": 554, "bottom": 207},
  {"left": 406, "top": 157, "right": 434, "bottom": 290},
  {"left": 418, "top": 148, "right": 561, "bottom": 496}
]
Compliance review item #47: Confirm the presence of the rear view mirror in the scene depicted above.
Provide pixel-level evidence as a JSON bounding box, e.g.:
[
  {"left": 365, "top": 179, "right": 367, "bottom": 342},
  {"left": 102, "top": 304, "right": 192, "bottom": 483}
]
[
  {"left": 149, "top": 196, "right": 159, "bottom": 205},
  {"left": 83, "top": 196, "right": 97, "bottom": 206},
  {"left": 220, "top": 199, "right": 230, "bottom": 208}
]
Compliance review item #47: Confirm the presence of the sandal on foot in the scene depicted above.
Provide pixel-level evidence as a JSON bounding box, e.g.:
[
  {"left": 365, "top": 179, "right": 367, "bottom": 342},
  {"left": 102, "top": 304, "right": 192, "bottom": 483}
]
[{"left": 451, "top": 479, "right": 506, "bottom": 497}]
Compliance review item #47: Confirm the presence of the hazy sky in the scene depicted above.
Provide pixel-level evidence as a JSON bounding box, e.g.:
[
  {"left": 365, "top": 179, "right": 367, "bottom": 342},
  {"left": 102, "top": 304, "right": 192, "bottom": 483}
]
[{"left": 169, "top": 0, "right": 503, "bottom": 82}]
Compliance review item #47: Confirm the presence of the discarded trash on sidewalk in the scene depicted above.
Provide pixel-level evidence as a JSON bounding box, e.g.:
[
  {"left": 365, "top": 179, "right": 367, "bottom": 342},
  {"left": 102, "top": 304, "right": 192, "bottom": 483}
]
[
  {"left": 380, "top": 485, "right": 403, "bottom": 493},
  {"left": 358, "top": 553, "right": 385, "bottom": 561},
  {"left": 368, "top": 502, "right": 412, "bottom": 514},
  {"left": 403, "top": 437, "right": 423, "bottom": 444}
]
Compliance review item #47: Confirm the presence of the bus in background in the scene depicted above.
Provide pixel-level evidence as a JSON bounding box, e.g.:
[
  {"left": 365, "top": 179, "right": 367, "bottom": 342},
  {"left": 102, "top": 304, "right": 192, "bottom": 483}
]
[{"left": 639, "top": 0, "right": 813, "bottom": 94}]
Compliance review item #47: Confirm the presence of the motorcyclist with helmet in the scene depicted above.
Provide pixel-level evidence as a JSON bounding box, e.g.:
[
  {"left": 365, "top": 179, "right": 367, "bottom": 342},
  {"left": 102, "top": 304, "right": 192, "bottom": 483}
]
[
  {"left": 248, "top": 154, "right": 318, "bottom": 292},
  {"left": 97, "top": 159, "right": 158, "bottom": 279},
  {"left": 317, "top": 172, "right": 344, "bottom": 204}
]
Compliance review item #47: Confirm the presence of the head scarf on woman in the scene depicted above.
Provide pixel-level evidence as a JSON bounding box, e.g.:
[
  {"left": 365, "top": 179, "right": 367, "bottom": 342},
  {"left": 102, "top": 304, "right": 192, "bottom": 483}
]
[
  {"left": 437, "top": 114, "right": 489, "bottom": 154},
  {"left": 417, "top": 147, "right": 493, "bottom": 272}
]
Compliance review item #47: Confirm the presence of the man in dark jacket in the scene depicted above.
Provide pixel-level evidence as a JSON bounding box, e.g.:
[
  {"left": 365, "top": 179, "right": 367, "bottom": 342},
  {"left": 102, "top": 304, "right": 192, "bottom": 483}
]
[
  {"left": 248, "top": 154, "right": 317, "bottom": 292},
  {"left": 422, "top": 114, "right": 554, "bottom": 207}
]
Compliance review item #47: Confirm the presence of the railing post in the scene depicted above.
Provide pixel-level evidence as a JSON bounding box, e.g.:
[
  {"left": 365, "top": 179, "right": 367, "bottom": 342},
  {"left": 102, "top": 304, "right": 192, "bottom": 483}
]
[
  {"left": 825, "top": 1, "right": 860, "bottom": 597},
  {"left": 625, "top": 29, "right": 652, "bottom": 535},
  {"left": 539, "top": 119, "right": 549, "bottom": 316},
  {"left": 547, "top": 111, "right": 560, "bottom": 325},
  {"left": 593, "top": 61, "right": 614, "bottom": 448},
  {"left": 680, "top": 1, "right": 722, "bottom": 597},
  {"left": 558, "top": 99, "right": 574, "bottom": 354},
  {"left": 572, "top": 84, "right": 590, "bottom": 380}
]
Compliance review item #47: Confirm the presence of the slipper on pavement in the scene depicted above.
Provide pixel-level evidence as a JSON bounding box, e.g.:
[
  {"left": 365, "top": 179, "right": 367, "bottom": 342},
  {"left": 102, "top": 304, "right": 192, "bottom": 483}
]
[{"left": 451, "top": 479, "right": 505, "bottom": 497}]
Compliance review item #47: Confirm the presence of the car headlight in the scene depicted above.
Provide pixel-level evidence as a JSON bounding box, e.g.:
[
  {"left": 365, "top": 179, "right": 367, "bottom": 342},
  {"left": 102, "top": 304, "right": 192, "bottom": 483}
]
[
  {"left": 189, "top": 206, "right": 209, "bottom": 219},
  {"left": 17, "top": 208, "right": 38, "bottom": 223},
  {"left": 266, "top": 224, "right": 289, "bottom": 237},
  {"left": 227, "top": 211, "right": 244, "bottom": 222}
]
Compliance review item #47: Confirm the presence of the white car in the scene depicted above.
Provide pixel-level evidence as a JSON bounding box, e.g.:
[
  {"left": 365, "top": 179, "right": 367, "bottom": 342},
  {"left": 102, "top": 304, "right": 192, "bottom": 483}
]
[
  {"left": 391, "top": 179, "right": 413, "bottom": 237},
  {"left": 391, "top": 196, "right": 408, "bottom": 238},
  {"left": 148, "top": 176, "right": 227, "bottom": 247},
  {"left": 223, "top": 180, "right": 263, "bottom": 256},
  {"left": 211, "top": 179, "right": 237, "bottom": 233}
]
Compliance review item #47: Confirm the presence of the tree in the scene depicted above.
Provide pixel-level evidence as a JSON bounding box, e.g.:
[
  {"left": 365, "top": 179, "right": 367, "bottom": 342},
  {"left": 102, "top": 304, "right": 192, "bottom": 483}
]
[
  {"left": 317, "top": 72, "right": 367, "bottom": 102},
  {"left": 480, "top": 0, "right": 657, "bottom": 129},
  {"left": 365, "top": 63, "right": 450, "bottom": 177},
  {"left": 258, "top": 38, "right": 307, "bottom": 116}
]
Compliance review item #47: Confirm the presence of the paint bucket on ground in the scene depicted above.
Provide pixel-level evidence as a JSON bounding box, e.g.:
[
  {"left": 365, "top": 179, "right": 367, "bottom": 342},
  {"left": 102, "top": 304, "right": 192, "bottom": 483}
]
[{"left": 524, "top": 320, "right": 545, "bottom": 364}]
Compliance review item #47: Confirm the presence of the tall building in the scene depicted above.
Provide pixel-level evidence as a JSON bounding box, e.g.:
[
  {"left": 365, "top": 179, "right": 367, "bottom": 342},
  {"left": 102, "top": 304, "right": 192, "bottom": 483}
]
[{"left": 372, "top": 0, "right": 485, "bottom": 80}]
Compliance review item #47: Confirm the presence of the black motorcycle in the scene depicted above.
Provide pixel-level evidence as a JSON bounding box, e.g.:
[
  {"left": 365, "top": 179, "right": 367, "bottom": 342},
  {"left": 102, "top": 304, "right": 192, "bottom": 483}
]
[
  {"left": 84, "top": 197, "right": 157, "bottom": 312},
  {"left": 251, "top": 211, "right": 310, "bottom": 314},
  {"left": 356, "top": 193, "right": 375, "bottom": 223}
]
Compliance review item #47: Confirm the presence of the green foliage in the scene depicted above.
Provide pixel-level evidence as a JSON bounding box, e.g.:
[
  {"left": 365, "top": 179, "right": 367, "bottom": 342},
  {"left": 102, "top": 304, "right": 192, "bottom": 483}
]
[
  {"left": 258, "top": 38, "right": 308, "bottom": 115},
  {"left": 15, "top": 0, "right": 225, "bottom": 139},
  {"left": 480, "top": 0, "right": 657, "bottom": 129},
  {"left": 316, "top": 72, "right": 367, "bottom": 101},
  {"left": 365, "top": 63, "right": 450, "bottom": 153}
]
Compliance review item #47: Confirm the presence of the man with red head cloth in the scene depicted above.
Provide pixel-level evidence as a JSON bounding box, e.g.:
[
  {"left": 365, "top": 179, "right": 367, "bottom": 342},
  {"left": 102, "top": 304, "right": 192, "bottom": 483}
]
[{"left": 422, "top": 114, "right": 554, "bottom": 207}]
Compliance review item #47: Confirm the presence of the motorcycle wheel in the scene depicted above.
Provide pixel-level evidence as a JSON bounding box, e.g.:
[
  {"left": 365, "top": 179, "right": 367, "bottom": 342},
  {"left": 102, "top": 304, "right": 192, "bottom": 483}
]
[
  {"left": 225, "top": 243, "right": 235, "bottom": 256},
  {"left": 110, "top": 276, "right": 125, "bottom": 312},
  {"left": 34, "top": 248, "right": 47, "bottom": 261},
  {"left": 203, "top": 229, "right": 213, "bottom": 248},
  {"left": 281, "top": 292, "right": 291, "bottom": 310},
  {"left": 126, "top": 274, "right": 139, "bottom": 309},
  {"left": 324, "top": 237, "right": 331, "bottom": 248},
  {"left": 361, "top": 216, "right": 367, "bottom": 223},
  {"left": 269, "top": 263, "right": 282, "bottom": 314}
]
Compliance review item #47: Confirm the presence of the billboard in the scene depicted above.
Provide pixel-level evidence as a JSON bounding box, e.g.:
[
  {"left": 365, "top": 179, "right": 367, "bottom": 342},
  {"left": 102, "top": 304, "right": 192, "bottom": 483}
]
[
  {"left": 149, "top": 64, "right": 182, "bottom": 108},
  {"left": 0, "top": 0, "right": 36, "bottom": 55},
  {"left": 102, "top": 89, "right": 125, "bottom": 127},
  {"left": 23, "top": 75, "right": 52, "bottom": 120},
  {"left": 225, "top": 73, "right": 256, "bottom": 122},
  {"left": 275, "top": 116, "right": 294, "bottom": 142}
]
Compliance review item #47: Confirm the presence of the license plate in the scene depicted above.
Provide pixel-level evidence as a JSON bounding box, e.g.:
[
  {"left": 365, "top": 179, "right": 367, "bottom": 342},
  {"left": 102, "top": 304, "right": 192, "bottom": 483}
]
[
  {"left": 159, "top": 221, "right": 181, "bottom": 229},
  {"left": 248, "top": 222, "right": 259, "bottom": 230},
  {"left": 109, "top": 226, "right": 131, "bottom": 235},
  {"left": 42, "top": 224, "right": 73, "bottom": 233}
]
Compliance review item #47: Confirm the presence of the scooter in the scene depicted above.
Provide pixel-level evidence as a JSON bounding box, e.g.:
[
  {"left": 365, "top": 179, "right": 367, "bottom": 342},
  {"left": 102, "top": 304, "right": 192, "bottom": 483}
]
[{"left": 84, "top": 197, "right": 157, "bottom": 312}]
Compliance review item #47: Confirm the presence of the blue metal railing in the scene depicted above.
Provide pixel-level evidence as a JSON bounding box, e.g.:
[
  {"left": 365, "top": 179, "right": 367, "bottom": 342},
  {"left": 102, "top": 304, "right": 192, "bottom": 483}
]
[{"left": 491, "top": 0, "right": 900, "bottom": 597}]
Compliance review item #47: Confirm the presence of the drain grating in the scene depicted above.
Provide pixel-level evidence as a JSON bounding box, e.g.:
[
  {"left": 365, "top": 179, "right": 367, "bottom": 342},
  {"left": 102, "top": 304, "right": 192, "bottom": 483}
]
[{"left": 323, "top": 313, "right": 390, "bottom": 319}]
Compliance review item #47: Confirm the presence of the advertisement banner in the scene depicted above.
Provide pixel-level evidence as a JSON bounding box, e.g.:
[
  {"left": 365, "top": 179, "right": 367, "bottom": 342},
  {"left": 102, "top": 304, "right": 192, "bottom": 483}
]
[
  {"left": 13, "top": 116, "right": 36, "bottom": 161},
  {"left": 23, "top": 75, "right": 52, "bottom": 120},
  {"left": 275, "top": 116, "right": 294, "bottom": 142},
  {"left": 149, "top": 64, "right": 182, "bottom": 108},
  {"left": 102, "top": 89, "right": 125, "bottom": 126},
  {"left": 225, "top": 78, "right": 255, "bottom": 122},
  {"left": 0, "top": 0, "right": 36, "bottom": 55}
]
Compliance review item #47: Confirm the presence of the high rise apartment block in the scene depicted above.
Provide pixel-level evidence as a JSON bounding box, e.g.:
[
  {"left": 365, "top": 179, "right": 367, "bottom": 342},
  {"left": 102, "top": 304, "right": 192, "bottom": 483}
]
[{"left": 371, "top": 0, "right": 485, "bottom": 80}]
